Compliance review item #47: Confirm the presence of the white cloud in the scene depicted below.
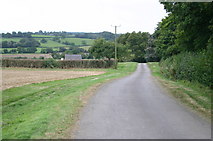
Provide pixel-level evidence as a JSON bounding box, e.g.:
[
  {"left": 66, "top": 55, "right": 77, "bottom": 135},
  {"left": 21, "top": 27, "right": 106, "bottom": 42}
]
[{"left": 0, "top": 0, "right": 167, "bottom": 33}]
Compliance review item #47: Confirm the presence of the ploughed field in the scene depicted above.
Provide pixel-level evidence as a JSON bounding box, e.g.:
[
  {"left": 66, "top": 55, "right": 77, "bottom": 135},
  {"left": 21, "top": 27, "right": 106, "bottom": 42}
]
[{"left": 2, "top": 68, "right": 105, "bottom": 90}]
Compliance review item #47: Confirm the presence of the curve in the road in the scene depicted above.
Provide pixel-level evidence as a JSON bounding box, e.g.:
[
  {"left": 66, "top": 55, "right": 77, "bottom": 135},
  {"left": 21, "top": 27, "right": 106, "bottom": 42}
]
[{"left": 74, "top": 63, "right": 211, "bottom": 139}]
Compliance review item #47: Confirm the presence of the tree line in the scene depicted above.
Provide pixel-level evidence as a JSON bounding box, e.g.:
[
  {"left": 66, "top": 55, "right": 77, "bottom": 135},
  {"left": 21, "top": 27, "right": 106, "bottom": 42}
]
[
  {"left": 89, "top": 32, "right": 156, "bottom": 63},
  {"left": 153, "top": 2, "right": 212, "bottom": 59},
  {"left": 89, "top": 2, "right": 212, "bottom": 88},
  {"left": 2, "top": 31, "right": 116, "bottom": 41},
  {"left": 154, "top": 2, "right": 212, "bottom": 88}
]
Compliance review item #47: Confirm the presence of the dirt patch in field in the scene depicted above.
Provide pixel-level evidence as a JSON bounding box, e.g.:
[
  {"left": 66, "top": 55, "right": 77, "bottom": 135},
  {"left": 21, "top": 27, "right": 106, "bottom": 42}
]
[{"left": 1, "top": 69, "right": 105, "bottom": 90}]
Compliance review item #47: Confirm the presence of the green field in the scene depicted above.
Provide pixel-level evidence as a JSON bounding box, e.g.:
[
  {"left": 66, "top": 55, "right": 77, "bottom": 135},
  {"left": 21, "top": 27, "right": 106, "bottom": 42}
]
[
  {"left": 0, "top": 48, "right": 59, "bottom": 53},
  {"left": 61, "top": 38, "right": 93, "bottom": 46},
  {"left": 36, "top": 48, "right": 59, "bottom": 53},
  {"left": 2, "top": 62, "right": 137, "bottom": 139},
  {"left": 1, "top": 38, "right": 66, "bottom": 48},
  {"left": 39, "top": 39, "right": 67, "bottom": 48},
  {"left": 1, "top": 37, "right": 93, "bottom": 48},
  {"left": 0, "top": 48, "right": 17, "bottom": 51},
  {"left": 2, "top": 38, "right": 22, "bottom": 42},
  {"left": 79, "top": 46, "right": 91, "bottom": 51},
  {"left": 147, "top": 62, "right": 212, "bottom": 119},
  {"left": 32, "top": 35, "right": 55, "bottom": 38}
]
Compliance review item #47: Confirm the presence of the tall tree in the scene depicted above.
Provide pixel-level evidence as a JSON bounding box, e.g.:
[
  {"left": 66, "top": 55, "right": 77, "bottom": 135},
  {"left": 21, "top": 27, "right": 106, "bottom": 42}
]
[
  {"left": 89, "top": 38, "right": 114, "bottom": 60},
  {"left": 162, "top": 2, "right": 213, "bottom": 51},
  {"left": 117, "top": 32, "right": 149, "bottom": 62}
]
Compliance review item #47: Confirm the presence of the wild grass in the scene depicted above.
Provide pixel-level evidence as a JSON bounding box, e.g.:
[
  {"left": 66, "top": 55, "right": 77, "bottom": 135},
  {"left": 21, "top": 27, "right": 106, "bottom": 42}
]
[
  {"left": 148, "top": 62, "right": 212, "bottom": 120},
  {"left": 2, "top": 62, "right": 137, "bottom": 139}
]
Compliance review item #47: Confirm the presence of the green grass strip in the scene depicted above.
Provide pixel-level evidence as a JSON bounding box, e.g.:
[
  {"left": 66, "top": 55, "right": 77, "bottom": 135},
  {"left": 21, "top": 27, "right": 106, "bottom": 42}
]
[
  {"left": 2, "top": 62, "right": 137, "bottom": 139},
  {"left": 147, "top": 62, "right": 212, "bottom": 120}
]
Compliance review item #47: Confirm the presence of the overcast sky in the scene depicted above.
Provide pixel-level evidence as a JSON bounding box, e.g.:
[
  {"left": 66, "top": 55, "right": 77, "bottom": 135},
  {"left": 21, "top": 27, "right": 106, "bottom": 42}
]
[{"left": 1, "top": 0, "right": 167, "bottom": 34}]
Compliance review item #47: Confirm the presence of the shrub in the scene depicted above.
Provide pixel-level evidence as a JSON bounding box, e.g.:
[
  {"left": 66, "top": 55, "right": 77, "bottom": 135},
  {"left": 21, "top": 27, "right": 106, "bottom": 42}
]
[
  {"left": 159, "top": 51, "right": 212, "bottom": 88},
  {"left": 1, "top": 59, "right": 115, "bottom": 69}
]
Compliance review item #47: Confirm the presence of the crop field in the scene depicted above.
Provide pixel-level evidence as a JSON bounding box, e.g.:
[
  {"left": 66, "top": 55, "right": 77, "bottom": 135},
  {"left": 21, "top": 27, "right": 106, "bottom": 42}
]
[{"left": 2, "top": 68, "right": 105, "bottom": 90}]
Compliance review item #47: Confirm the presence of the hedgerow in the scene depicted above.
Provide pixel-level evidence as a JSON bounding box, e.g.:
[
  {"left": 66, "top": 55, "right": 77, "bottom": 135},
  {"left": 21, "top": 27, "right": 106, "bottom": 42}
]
[
  {"left": 1, "top": 59, "right": 115, "bottom": 69},
  {"left": 159, "top": 51, "right": 212, "bottom": 88}
]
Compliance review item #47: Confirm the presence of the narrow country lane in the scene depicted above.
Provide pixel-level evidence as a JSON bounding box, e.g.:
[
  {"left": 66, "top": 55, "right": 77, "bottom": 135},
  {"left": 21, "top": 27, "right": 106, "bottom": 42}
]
[{"left": 74, "top": 63, "right": 211, "bottom": 139}]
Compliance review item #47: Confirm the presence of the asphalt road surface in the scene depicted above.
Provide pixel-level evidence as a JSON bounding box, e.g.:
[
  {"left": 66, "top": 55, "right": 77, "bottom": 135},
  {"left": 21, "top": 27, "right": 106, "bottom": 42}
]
[{"left": 74, "top": 63, "right": 211, "bottom": 139}]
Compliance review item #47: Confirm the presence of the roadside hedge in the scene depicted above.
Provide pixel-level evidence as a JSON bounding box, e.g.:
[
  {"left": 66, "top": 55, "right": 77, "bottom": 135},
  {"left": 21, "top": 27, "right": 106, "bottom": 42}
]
[
  {"left": 1, "top": 59, "right": 115, "bottom": 68},
  {"left": 159, "top": 51, "right": 212, "bottom": 88}
]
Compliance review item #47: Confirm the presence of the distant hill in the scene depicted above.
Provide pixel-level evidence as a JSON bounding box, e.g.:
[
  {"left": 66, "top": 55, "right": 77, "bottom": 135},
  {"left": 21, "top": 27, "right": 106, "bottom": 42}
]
[{"left": 2, "top": 31, "right": 118, "bottom": 41}]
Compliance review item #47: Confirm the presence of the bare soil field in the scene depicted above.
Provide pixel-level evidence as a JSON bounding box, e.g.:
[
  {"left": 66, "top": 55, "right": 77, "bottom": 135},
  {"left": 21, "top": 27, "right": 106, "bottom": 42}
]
[{"left": 1, "top": 69, "right": 105, "bottom": 90}]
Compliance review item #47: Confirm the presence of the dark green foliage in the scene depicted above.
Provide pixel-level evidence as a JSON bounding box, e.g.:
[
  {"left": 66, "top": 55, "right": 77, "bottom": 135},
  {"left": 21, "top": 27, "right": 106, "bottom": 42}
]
[
  {"left": 43, "top": 59, "right": 59, "bottom": 68},
  {"left": 154, "top": 3, "right": 213, "bottom": 59},
  {"left": 2, "top": 41, "right": 18, "bottom": 48},
  {"left": 3, "top": 49, "right": 9, "bottom": 54},
  {"left": 9, "top": 49, "right": 17, "bottom": 54},
  {"left": 145, "top": 35, "right": 160, "bottom": 62},
  {"left": 13, "top": 57, "right": 28, "bottom": 59},
  {"left": 153, "top": 14, "right": 179, "bottom": 59},
  {"left": 51, "top": 53, "right": 64, "bottom": 59},
  {"left": 17, "top": 47, "right": 37, "bottom": 53},
  {"left": 40, "top": 48, "right": 56, "bottom": 54},
  {"left": 52, "top": 36, "right": 60, "bottom": 42},
  {"left": 117, "top": 32, "right": 150, "bottom": 63},
  {"left": 2, "top": 31, "right": 32, "bottom": 38},
  {"left": 153, "top": 2, "right": 213, "bottom": 89},
  {"left": 19, "top": 38, "right": 40, "bottom": 47},
  {"left": 59, "top": 60, "right": 114, "bottom": 68},
  {"left": 62, "top": 41, "right": 75, "bottom": 46},
  {"left": 46, "top": 48, "right": 54, "bottom": 53},
  {"left": 75, "top": 31, "right": 115, "bottom": 40},
  {"left": 160, "top": 51, "right": 212, "bottom": 88},
  {"left": 1, "top": 59, "right": 115, "bottom": 68},
  {"left": 40, "top": 38, "right": 47, "bottom": 43},
  {"left": 162, "top": 2, "right": 213, "bottom": 52},
  {"left": 59, "top": 47, "right": 66, "bottom": 52},
  {"left": 89, "top": 38, "right": 114, "bottom": 60},
  {"left": 2, "top": 59, "right": 45, "bottom": 68}
]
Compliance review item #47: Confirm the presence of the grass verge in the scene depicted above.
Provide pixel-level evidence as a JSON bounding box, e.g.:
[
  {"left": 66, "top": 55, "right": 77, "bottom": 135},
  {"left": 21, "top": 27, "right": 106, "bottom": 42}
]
[
  {"left": 147, "top": 62, "right": 212, "bottom": 120},
  {"left": 2, "top": 62, "right": 137, "bottom": 139}
]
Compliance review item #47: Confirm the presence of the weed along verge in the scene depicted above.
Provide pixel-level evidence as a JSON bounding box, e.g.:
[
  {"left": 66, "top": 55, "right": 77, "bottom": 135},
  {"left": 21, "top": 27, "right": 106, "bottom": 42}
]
[
  {"left": 2, "top": 62, "right": 137, "bottom": 139},
  {"left": 147, "top": 62, "right": 212, "bottom": 120}
]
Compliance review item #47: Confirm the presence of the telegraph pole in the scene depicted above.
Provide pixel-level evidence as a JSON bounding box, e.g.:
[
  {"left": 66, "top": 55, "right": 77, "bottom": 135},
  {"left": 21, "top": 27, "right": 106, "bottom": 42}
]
[{"left": 111, "top": 25, "right": 120, "bottom": 69}]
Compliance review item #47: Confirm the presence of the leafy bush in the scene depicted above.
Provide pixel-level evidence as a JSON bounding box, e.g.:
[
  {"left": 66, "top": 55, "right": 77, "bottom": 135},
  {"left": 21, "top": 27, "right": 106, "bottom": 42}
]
[
  {"left": 58, "top": 60, "right": 114, "bottom": 68},
  {"left": 159, "top": 51, "right": 212, "bottom": 88},
  {"left": 1, "top": 59, "right": 115, "bottom": 69},
  {"left": 43, "top": 59, "right": 59, "bottom": 68}
]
